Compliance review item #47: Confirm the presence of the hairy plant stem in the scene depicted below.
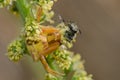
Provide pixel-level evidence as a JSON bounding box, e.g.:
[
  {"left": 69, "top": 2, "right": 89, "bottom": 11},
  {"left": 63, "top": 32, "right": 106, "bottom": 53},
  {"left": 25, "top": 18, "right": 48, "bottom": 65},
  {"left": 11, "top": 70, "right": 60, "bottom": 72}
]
[
  {"left": 16, "top": 0, "right": 33, "bottom": 22},
  {"left": 46, "top": 55, "right": 57, "bottom": 71}
]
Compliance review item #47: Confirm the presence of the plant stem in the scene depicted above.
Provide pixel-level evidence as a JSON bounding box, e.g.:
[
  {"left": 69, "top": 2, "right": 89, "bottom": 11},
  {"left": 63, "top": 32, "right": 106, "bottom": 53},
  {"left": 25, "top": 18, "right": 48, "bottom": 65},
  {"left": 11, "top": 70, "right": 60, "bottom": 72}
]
[
  {"left": 46, "top": 55, "right": 56, "bottom": 70},
  {"left": 16, "top": 0, "right": 30, "bottom": 21}
]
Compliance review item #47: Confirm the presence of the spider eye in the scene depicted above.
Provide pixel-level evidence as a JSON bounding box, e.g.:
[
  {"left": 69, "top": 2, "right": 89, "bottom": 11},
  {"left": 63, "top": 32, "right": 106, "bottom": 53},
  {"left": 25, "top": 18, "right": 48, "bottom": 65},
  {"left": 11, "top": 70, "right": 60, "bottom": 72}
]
[
  {"left": 34, "top": 40, "right": 39, "bottom": 44},
  {"left": 26, "top": 39, "right": 33, "bottom": 45}
]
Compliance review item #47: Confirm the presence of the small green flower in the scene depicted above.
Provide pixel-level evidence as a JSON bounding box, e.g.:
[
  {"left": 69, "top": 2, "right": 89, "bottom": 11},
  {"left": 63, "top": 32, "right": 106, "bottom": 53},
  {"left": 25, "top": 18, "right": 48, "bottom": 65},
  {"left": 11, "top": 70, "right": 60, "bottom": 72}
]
[
  {"left": 0, "top": 0, "right": 13, "bottom": 8},
  {"left": 72, "top": 54, "right": 93, "bottom": 80},
  {"left": 45, "top": 73, "right": 59, "bottom": 80},
  {"left": 31, "top": 0, "right": 56, "bottom": 23},
  {"left": 72, "top": 72, "right": 93, "bottom": 80},
  {"left": 7, "top": 38, "right": 26, "bottom": 62},
  {"left": 52, "top": 47, "right": 72, "bottom": 70},
  {"left": 25, "top": 18, "right": 41, "bottom": 37},
  {"left": 8, "top": 1, "right": 19, "bottom": 15}
]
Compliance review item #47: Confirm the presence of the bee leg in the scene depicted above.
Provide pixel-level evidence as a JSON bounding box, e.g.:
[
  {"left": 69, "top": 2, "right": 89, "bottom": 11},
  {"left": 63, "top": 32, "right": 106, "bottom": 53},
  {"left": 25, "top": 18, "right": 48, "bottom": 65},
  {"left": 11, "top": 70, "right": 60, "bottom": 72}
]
[
  {"left": 39, "top": 54, "right": 64, "bottom": 76},
  {"left": 41, "top": 42, "right": 60, "bottom": 56}
]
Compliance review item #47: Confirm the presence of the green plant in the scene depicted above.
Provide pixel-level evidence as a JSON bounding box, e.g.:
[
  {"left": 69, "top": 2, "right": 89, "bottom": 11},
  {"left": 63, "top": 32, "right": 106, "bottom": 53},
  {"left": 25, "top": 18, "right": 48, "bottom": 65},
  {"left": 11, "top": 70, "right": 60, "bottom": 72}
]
[{"left": 0, "top": 0, "right": 93, "bottom": 80}]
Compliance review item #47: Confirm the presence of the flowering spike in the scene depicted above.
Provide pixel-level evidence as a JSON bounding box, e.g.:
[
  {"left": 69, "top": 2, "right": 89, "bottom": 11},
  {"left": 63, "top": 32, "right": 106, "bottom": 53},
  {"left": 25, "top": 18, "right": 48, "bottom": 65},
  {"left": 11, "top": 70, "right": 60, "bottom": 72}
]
[{"left": 0, "top": 0, "right": 94, "bottom": 80}]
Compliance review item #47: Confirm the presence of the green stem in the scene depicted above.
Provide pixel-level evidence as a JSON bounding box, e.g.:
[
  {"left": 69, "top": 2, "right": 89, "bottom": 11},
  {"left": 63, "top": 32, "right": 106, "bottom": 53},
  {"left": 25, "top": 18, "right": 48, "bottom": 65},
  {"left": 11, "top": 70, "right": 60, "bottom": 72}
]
[
  {"left": 16, "top": 0, "right": 31, "bottom": 21},
  {"left": 46, "top": 55, "right": 56, "bottom": 70}
]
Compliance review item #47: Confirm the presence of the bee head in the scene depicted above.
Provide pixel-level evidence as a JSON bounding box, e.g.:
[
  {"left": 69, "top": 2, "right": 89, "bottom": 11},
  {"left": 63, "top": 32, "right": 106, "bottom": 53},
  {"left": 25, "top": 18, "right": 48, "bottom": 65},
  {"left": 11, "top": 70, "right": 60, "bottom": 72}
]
[
  {"left": 58, "top": 16, "right": 81, "bottom": 42},
  {"left": 67, "top": 22, "right": 79, "bottom": 33},
  {"left": 64, "top": 22, "right": 80, "bottom": 42}
]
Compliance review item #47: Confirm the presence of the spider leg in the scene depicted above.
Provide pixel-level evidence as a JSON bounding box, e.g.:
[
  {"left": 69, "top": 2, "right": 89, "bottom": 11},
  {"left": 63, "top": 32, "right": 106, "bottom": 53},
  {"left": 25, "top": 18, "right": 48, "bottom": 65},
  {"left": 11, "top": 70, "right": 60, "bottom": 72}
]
[
  {"left": 36, "top": 6, "right": 42, "bottom": 22},
  {"left": 41, "top": 42, "right": 60, "bottom": 56},
  {"left": 47, "top": 33, "right": 61, "bottom": 43},
  {"left": 31, "top": 45, "right": 40, "bottom": 61},
  {"left": 39, "top": 54, "right": 64, "bottom": 76},
  {"left": 41, "top": 27, "right": 60, "bottom": 34}
]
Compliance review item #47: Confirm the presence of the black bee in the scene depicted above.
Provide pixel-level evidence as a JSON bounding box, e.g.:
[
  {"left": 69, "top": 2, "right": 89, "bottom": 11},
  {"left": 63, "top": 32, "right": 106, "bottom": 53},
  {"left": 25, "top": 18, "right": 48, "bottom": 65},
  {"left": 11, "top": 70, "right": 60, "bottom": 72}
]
[
  {"left": 64, "top": 22, "right": 80, "bottom": 42},
  {"left": 58, "top": 15, "right": 81, "bottom": 42}
]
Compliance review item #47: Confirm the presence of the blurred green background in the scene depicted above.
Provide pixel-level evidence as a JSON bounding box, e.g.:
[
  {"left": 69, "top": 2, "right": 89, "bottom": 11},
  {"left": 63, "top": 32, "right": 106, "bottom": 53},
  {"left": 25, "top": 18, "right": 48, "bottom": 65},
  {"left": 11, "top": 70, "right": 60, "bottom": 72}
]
[{"left": 0, "top": 0, "right": 120, "bottom": 80}]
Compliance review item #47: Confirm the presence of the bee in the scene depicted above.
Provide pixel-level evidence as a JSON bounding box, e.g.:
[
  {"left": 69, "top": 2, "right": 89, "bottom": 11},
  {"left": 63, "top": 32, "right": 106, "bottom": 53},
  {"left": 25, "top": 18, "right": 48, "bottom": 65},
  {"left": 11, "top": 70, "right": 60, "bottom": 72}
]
[
  {"left": 58, "top": 15, "right": 81, "bottom": 42},
  {"left": 64, "top": 22, "right": 80, "bottom": 42}
]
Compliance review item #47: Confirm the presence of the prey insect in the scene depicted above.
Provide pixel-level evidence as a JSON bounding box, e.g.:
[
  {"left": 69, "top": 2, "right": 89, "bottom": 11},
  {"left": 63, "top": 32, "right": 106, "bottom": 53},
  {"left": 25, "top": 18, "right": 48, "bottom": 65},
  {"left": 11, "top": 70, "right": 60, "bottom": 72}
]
[{"left": 58, "top": 15, "right": 81, "bottom": 42}]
